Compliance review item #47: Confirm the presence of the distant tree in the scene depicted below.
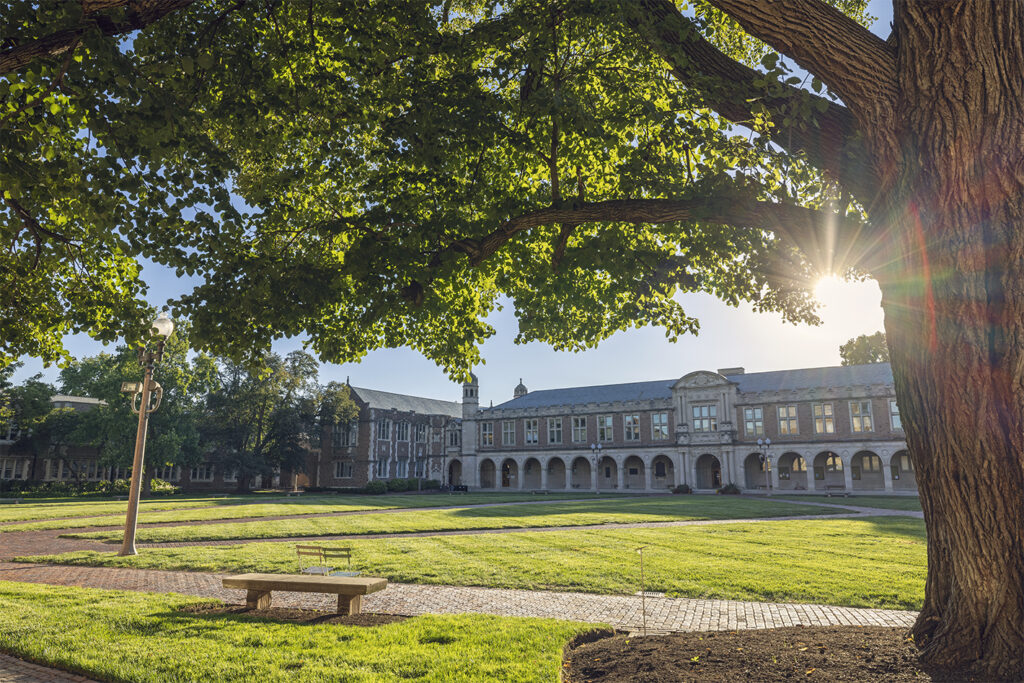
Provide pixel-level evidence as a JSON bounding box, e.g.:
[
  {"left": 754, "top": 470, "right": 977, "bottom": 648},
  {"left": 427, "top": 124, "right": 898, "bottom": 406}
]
[{"left": 839, "top": 332, "right": 889, "bottom": 366}]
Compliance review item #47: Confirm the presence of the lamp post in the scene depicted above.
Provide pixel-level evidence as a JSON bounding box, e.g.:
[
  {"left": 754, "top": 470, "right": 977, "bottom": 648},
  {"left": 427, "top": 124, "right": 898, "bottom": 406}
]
[
  {"left": 757, "top": 437, "right": 772, "bottom": 497},
  {"left": 118, "top": 313, "right": 174, "bottom": 556},
  {"left": 589, "top": 443, "right": 602, "bottom": 493}
]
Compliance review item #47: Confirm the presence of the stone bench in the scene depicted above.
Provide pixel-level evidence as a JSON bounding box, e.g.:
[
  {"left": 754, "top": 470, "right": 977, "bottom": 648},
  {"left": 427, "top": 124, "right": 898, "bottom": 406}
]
[
  {"left": 0, "top": 498, "right": 21, "bottom": 504},
  {"left": 222, "top": 573, "right": 387, "bottom": 615},
  {"left": 825, "top": 485, "right": 850, "bottom": 497}
]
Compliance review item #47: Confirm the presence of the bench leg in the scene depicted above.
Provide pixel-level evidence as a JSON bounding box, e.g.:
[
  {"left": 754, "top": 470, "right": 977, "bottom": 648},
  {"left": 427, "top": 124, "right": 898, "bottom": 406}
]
[
  {"left": 246, "top": 589, "right": 272, "bottom": 610},
  {"left": 338, "top": 594, "right": 362, "bottom": 615}
]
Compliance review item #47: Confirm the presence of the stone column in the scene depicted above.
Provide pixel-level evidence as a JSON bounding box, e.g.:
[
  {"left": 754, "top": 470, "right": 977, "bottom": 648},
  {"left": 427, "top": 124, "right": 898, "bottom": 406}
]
[
  {"left": 591, "top": 460, "right": 599, "bottom": 491},
  {"left": 566, "top": 462, "right": 574, "bottom": 491},
  {"left": 644, "top": 459, "right": 653, "bottom": 491},
  {"left": 769, "top": 456, "right": 780, "bottom": 492},
  {"left": 540, "top": 459, "right": 549, "bottom": 490},
  {"left": 882, "top": 454, "right": 894, "bottom": 492},
  {"left": 843, "top": 456, "right": 854, "bottom": 491},
  {"left": 616, "top": 458, "right": 625, "bottom": 490},
  {"left": 516, "top": 460, "right": 524, "bottom": 489}
]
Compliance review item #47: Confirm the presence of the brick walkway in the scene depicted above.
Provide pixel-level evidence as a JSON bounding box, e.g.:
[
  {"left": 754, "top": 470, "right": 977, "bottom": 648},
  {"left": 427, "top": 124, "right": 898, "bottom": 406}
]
[
  {"left": 0, "top": 561, "right": 918, "bottom": 634},
  {"left": 0, "top": 653, "right": 95, "bottom": 683}
]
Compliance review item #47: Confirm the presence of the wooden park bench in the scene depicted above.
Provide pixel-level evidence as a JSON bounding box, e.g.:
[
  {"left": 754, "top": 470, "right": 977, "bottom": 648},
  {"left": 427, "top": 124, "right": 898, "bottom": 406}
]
[
  {"left": 222, "top": 573, "right": 387, "bottom": 614},
  {"left": 825, "top": 485, "right": 850, "bottom": 497},
  {"left": 0, "top": 498, "right": 21, "bottom": 504},
  {"left": 284, "top": 490, "right": 304, "bottom": 497}
]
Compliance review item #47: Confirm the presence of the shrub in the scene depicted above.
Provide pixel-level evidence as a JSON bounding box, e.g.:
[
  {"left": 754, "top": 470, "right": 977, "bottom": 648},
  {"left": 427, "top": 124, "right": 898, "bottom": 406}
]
[
  {"left": 148, "top": 478, "right": 180, "bottom": 496},
  {"left": 386, "top": 478, "right": 410, "bottom": 492},
  {"left": 362, "top": 481, "right": 387, "bottom": 495},
  {"left": 422, "top": 479, "right": 441, "bottom": 490},
  {"left": 717, "top": 483, "right": 742, "bottom": 495},
  {"left": 672, "top": 484, "right": 692, "bottom": 494}
]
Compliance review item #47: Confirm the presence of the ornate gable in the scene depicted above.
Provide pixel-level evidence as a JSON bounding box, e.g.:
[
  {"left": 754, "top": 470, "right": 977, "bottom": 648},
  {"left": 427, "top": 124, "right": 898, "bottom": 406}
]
[{"left": 672, "top": 371, "right": 732, "bottom": 389}]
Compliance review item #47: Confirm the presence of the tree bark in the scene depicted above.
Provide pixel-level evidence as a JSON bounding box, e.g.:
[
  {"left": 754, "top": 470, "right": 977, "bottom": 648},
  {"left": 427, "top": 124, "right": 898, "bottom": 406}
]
[{"left": 871, "top": 3, "right": 1024, "bottom": 678}]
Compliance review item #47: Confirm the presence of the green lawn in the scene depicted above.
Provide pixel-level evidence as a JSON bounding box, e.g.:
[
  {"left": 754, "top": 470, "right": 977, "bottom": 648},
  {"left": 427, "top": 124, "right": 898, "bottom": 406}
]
[
  {"left": 29, "top": 517, "right": 927, "bottom": 610},
  {"left": 0, "top": 581, "right": 594, "bottom": 682},
  {"left": 784, "top": 495, "right": 922, "bottom": 511},
  {"left": 0, "top": 492, "right": 615, "bottom": 527},
  {"left": 63, "top": 497, "right": 834, "bottom": 544}
]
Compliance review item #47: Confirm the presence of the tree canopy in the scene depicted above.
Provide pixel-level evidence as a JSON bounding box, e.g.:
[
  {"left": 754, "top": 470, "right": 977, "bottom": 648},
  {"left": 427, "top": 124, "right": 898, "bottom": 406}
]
[{"left": 839, "top": 331, "right": 888, "bottom": 365}]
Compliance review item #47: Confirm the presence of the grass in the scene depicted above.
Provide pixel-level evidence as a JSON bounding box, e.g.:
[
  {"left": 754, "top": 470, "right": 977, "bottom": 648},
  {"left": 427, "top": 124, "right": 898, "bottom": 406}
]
[
  {"left": 0, "top": 491, "right": 615, "bottom": 527},
  {"left": 785, "top": 495, "right": 922, "bottom": 511},
  {"left": 27, "top": 517, "right": 927, "bottom": 610},
  {"left": 62, "top": 497, "right": 834, "bottom": 544},
  {"left": 0, "top": 581, "right": 595, "bottom": 682}
]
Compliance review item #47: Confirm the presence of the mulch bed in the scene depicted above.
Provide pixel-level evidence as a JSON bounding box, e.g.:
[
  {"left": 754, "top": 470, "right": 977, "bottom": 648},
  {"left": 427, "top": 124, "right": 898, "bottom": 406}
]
[
  {"left": 182, "top": 603, "right": 407, "bottom": 627},
  {"left": 562, "top": 626, "right": 938, "bottom": 682}
]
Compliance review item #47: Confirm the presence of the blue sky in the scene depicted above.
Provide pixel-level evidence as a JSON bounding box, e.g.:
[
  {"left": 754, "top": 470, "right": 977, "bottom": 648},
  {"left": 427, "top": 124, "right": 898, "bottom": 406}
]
[{"left": 13, "top": 1, "right": 894, "bottom": 410}]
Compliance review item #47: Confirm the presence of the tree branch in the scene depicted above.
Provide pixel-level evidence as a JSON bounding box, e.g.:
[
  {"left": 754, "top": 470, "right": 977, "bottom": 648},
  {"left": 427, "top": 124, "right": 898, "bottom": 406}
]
[
  {"left": 705, "top": 0, "right": 897, "bottom": 126},
  {"left": 628, "top": 0, "right": 878, "bottom": 202},
  {"left": 0, "top": 0, "right": 196, "bottom": 76}
]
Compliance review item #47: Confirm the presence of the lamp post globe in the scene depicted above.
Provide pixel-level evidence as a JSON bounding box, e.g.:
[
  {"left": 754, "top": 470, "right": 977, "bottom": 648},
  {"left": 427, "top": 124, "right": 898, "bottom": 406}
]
[{"left": 150, "top": 312, "right": 174, "bottom": 338}]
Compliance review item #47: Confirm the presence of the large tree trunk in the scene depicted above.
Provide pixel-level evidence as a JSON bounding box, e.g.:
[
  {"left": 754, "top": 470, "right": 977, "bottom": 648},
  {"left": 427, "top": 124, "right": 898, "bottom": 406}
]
[{"left": 875, "top": 4, "right": 1024, "bottom": 678}]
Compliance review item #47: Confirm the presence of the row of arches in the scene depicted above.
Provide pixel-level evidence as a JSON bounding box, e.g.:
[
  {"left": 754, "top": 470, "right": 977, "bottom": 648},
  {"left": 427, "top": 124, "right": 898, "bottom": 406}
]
[
  {"left": 453, "top": 455, "right": 677, "bottom": 490},
  {"left": 731, "top": 449, "right": 915, "bottom": 491}
]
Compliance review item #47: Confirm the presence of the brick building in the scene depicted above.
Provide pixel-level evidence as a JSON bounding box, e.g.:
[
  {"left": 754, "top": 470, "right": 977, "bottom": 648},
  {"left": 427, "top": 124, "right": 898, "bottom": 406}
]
[{"left": 453, "top": 363, "right": 915, "bottom": 494}]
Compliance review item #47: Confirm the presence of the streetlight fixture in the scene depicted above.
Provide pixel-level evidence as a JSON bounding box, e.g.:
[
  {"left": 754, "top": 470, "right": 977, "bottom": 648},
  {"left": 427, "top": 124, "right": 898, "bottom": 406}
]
[
  {"left": 757, "top": 437, "right": 772, "bottom": 497},
  {"left": 118, "top": 312, "right": 173, "bottom": 556}
]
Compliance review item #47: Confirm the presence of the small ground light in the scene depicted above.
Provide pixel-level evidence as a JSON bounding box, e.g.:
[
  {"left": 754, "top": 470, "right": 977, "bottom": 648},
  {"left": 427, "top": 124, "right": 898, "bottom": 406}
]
[{"left": 637, "top": 545, "right": 648, "bottom": 636}]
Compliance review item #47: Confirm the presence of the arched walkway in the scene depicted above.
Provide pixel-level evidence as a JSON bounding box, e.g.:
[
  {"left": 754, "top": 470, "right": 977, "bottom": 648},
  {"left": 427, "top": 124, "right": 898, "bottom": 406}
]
[
  {"left": 695, "top": 454, "right": 721, "bottom": 489},
  {"left": 448, "top": 459, "right": 462, "bottom": 487},
  {"left": 651, "top": 455, "right": 674, "bottom": 490},
  {"left": 570, "top": 457, "right": 591, "bottom": 489},
  {"left": 852, "top": 451, "right": 884, "bottom": 490},
  {"left": 776, "top": 452, "right": 808, "bottom": 491},
  {"left": 743, "top": 452, "right": 768, "bottom": 490},
  {"left": 623, "top": 456, "right": 645, "bottom": 490},
  {"left": 598, "top": 456, "right": 618, "bottom": 490},
  {"left": 479, "top": 459, "right": 496, "bottom": 489},
  {"left": 522, "top": 457, "right": 542, "bottom": 489},
  {"left": 500, "top": 458, "right": 518, "bottom": 489},
  {"left": 813, "top": 451, "right": 844, "bottom": 491},
  {"left": 890, "top": 450, "right": 917, "bottom": 491},
  {"left": 547, "top": 457, "right": 567, "bottom": 489}
]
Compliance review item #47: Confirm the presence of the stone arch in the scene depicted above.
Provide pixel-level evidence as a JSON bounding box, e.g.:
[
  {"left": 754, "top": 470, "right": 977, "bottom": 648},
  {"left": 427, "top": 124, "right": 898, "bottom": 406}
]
[
  {"left": 623, "top": 455, "right": 645, "bottom": 490},
  {"left": 776, "top": 452, "right": 808, "bottom": 491},
  {"left": 812, "top": 451, "right": 844, "bottom": 491},
  {"left": 570, "top": 457, "right": 592, "bottom": 489},
  {"left": 500, "top": 458, "right": 519, "bottom": 488},
  {"left": 547, "top": 457, "right": 567, "bottom": 489},
  {"left": 598, "top": 455, "right": 618, "bottom": 490},
  {"left": 479, "top": 459, "right": 496, "bottom": 489},
  {"left": 651, "top": 455, "right": 674, "bottom": 489},
  {"left": 743, "top": 452, "right": 769, "bottom": 490},
  {"left": 852, "top": 451, "right": 884, "bottom": 490},
  {"left": 523, "top": 457, "right": 542, "bottom": 489},
  {"left": 890, "top": 450, "right": 917, "bottom": 491},
  {"left": 695, "top": 454, "right": 722, "bottom": 489},
  {"left": 448, "top": 459, "right": 462, "bottom": 487}
]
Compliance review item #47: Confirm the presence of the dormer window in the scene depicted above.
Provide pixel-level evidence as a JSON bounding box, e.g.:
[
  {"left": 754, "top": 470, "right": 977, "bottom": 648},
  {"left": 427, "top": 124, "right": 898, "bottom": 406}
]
[{"left": 692, "top": 404, "right": 717, "bottom": 432}]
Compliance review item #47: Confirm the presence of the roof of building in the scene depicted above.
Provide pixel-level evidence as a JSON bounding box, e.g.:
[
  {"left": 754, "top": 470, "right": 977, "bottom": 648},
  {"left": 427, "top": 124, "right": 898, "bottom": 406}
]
[
  {"left": 350, "top": 387, "right": 462, "bottom": 418},
  {"left": 486, "top": 363, "right": 893, "bottom": 411}
]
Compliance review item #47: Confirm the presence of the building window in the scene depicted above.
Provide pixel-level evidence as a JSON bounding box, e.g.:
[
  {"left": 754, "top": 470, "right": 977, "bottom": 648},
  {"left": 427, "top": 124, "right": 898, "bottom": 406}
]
[
  {"left": 892, "top": 452, "right": 913, "bottom": 480},
  {"left": 743, "top": 407, "right": 764, "bottom": 436},
  {"left": 223, "top": 470, "right": 238, "bottom": 483},
  {"left": 624, "top": 414, "right": 640, "bottom": 441},
  {"left": 480, "top": 422, "right": 494, "bottom": 446},
  {"left": 448, "top": 430, "right": 460, "bottom": 447},
  {"left": 502, "top": 420, "right": 516, "bottom": 446},
  {"left": 396, "top": 458, "right": 408, "bottom": 478},
  {"left": 334, "top": 460, "right": 353, "bottom": 479},
  {"left": 777, "top": 405, "right": 798, "bottom": 435},
  {"left": 651, "top": 412, "right": 669, "bottom": 440},
  {"left": 333, "top": 421, "right": 357, "bottom": 448},
  {"left": 598, "top": 415, "right": 613, "bottom": 442},
  {"left": 395, "top": 421, "right": 410, "bottom": 441},
  {"left": 375, "top": 458, "right": 388, "bottom": 478},
  {"left": 889, "top": 399, "right": 901, "bottom": 431},
  {"left": 376, "top": 419, "right": 391, "bottom": 440},
  {"left": 850, "top": 401, "right": 873, "bottom": 432},
  {"left": 0, "top": 458, "right": 25, "bottom": 480},
  {"left": 189, "top": 464, "right": 214, "bottom": 482},
  {"left": 692, "top": 404, "right": 717, "bottom": 432},
  {"left": 524, "top": 419, "right": 539, "bottom": 445},
  {"left": 414, "top": 457, "right": 426, "bottom": 478},
  {"left": 415, "top": 423, "right": 427, "bottom": 442},
  {"left": 654, "top": 461, "right": 666, "bottom": 477},
  {"left": 813, "top": 403, "right": 835, "bottom": 434},
  {"left": 154, "top": 465, "right": 180, "bottom": 482},
  {"left": 547, "top": 418, "right": 562, "bottom": 444},
  {"left": 571, "top": 416, "right": 587, "bottom": 443}
]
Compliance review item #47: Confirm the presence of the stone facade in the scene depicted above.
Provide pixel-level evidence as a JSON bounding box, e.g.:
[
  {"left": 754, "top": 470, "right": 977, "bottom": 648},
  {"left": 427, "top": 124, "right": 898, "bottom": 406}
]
[{"left": 452, "top": 363, "right": 914, "bottom": 495}]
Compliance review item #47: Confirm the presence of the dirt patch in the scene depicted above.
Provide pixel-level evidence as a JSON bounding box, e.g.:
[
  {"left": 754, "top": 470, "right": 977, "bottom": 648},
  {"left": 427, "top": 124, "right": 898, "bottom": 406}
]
[
  {"left": 562, "top": 626, "right": 936, "bottom": 682},
  {"left": 182, "top": 603, "right": 407, "bottom": 626}
]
